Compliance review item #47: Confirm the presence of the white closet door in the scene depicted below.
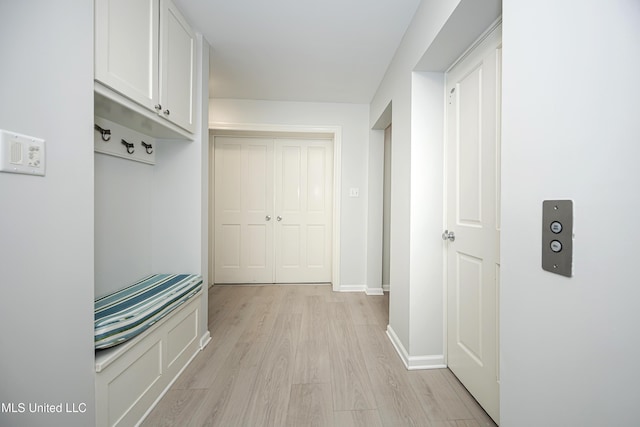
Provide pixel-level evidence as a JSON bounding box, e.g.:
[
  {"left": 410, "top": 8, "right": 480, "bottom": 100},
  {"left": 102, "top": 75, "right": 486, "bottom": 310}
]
[
  {"left": 274, "top": 139, "right": 333, "bottom": 283},
  {"left": 214, "top": 136, "right": 333, "bottom": 284},
  {"left": 445, "top": 26, "right": 501, "bottom": 423},
  {"left": 214, "top": 137, "right": 274, "bottom": 283}
]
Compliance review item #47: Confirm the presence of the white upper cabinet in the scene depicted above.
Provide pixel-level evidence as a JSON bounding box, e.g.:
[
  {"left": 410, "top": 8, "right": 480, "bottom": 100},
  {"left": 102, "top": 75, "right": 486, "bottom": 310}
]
[
  {"left": 160, "top": 0, "right": 196, "bottom": 133},
  {"left": 95, "top": 0, "right": 195, "bottom": 134}
]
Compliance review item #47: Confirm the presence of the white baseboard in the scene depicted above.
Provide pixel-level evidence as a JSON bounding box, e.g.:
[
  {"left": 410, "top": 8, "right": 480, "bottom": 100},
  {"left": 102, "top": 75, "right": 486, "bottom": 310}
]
[
  {"left": 382, "top": 284, "right": 390, "bottom": 292},
  {"left": 199, "top": 331, "right": 211, "bottom": 349},
  {"left": 365, "top": 287, "right": 384, "bottom": 296},
  {"left": 386, "top": 325, "right": 446, "bottom": 370},
  {"left": 337, "top": 284, "right": 366, "bottom": 292}
]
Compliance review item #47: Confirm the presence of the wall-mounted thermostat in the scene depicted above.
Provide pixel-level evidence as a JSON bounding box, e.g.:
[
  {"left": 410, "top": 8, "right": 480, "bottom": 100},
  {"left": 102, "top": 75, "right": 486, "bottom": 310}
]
[
  {"left": 0, "top": 129, "right": 46, "bottom": 176},
  {"left": 542, "top": 200, "right": 573, "bottom": 277}
]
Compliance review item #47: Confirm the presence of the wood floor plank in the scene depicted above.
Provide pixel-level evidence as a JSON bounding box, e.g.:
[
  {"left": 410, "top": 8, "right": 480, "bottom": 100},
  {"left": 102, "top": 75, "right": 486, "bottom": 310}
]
[
  {"left": 285, "top": 383, "right": 333, "bottom": 427},
  {"left": 184, "top": 340, "right": 267, "bottom": 426},
  {"left": 242, "top": 312, "right": 302, "bottom": 426},
  {"left": 207, "top": 285, "right": 256, "bottom": 333},
  {"left": 407, "top": 368, "right": 475, "bottom": 422},
  {"left": 432, "top": 420, "right": 482, "bottom": 427},
  {"left": 140, "top": 389, "right": 208, "bottom": 427},
  {"left": 366, "top": 292, "right": 390, "bottom": 327},
  {"left": 328, "top": 314, "right": 377, "bottom": 411},
  {"left": 299, "top": 295, "right": 331, "bottom": 343},
  {"left": 293, "top": 338, "right": 331, "bottom": 385},
  {"left": 346, "top": 292, "right": 384, "bottom": 326},
  {"left": 355, "top": 324, "right": 431, "bottom": 426},
  {"left": 172, "top": 290, "right": 257, "bottom": 390},
  {"left": 441, "top": 369, "right": 497, "bottom": 427},
  {"left": 333, "top": 409, "right": 384, "bottom": 427},
  {"left": 236, "top": 286, "right": 286, "bottom": 344},
  {"left": 293, "top": 294, "right": 331, "bottom": 384}
]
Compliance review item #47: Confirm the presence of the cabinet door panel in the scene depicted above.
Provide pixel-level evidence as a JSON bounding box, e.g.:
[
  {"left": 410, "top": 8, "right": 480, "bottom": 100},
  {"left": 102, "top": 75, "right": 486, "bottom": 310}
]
[
  {"left": 95, "top": 0, "right": 159, "bottom": 110},
  {"left": 160, "top": 0, "right": 196, "bottom": 132}
]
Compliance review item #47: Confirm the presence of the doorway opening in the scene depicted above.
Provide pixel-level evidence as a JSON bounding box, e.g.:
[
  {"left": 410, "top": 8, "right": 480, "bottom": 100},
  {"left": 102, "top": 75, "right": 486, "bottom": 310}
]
[{"left": 382, "top": 124, "right": 392, "bottom": 293}]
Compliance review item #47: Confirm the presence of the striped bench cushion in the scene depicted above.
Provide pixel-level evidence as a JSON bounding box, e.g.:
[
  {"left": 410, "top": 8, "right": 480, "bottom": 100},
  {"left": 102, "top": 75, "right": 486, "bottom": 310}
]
[{"left": 95, "top": 274, "right": 202, "bottom": 350}]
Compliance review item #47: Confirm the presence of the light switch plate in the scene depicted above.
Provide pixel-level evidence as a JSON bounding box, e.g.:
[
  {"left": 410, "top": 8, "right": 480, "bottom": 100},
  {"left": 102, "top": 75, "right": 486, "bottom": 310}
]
[
  {"left": 542, "top": 200, "right": 573, "bottom": 277},
  {"left": 0, "top": 129, "right": 46, "bottom": 176}
]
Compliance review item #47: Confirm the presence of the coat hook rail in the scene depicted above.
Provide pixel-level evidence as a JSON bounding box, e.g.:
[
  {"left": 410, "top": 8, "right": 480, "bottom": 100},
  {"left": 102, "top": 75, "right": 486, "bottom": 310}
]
[
  {"left": 141, "top": 141, "right": 153, "bottom": 155},
  {"left": 121, "top": 139, "right": 135, "bottom": 154},
  {"left": 94, "top": 124, "right": 111, "bottom": 141}
]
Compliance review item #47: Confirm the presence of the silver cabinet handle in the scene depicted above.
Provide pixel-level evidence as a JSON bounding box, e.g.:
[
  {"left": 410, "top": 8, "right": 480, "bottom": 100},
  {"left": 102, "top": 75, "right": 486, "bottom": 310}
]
[
  {"left": 265, "top": 215, "right": 271, "bottom": 221},
  {"left": 441, "top": 230, "right": 455, "bottom": 242},
  {"left": 277, "top": 216, "right": 282, "bottom": 221},
  {"left": 163, "top": 109, "right": 170, "bottom": 115},
  {"left": 154, "top": 104, "right": 162, "bottom": 111}
]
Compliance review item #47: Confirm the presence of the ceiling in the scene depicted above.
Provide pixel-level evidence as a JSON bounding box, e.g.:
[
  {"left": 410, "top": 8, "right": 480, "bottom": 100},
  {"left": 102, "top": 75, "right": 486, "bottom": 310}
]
[{"left": 172, "top": 0, "right": 422, "bottom": 104}]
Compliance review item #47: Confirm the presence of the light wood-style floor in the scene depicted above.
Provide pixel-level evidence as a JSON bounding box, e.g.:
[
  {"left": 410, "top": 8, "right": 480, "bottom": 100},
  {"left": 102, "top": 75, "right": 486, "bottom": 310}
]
[{"left": 143, "top": 284, "right": 497, "bottom": 427}]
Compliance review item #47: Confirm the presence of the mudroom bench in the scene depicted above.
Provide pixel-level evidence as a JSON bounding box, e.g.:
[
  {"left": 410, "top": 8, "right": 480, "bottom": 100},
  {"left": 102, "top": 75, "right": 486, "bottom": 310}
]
[{"left": 94, "top": 274, "right": 204, "bottom": 427}]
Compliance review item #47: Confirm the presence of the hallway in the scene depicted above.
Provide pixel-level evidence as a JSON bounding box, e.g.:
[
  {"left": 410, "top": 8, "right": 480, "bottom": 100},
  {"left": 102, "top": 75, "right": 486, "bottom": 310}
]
[{"left": 144, "top": 285, "right": 495, "bottom": 426}]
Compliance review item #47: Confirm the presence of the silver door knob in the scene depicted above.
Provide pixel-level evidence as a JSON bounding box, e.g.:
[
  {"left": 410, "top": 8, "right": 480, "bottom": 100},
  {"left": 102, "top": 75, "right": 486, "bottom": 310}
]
[
  {"left": 442, "top": 230, "right": 455, "bottom": 242},
  {"left": 265, "top": 215, "right": 271, "bottom": 221},
  {"left": 277, "top": 216, "right": 282, "bottom": 221}
]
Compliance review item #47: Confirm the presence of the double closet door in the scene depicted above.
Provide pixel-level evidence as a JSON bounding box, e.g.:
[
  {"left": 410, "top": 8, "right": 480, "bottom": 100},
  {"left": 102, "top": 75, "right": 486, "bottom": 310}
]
[{"left": 214, "top": 136, "right": 333, "bottom": 284}]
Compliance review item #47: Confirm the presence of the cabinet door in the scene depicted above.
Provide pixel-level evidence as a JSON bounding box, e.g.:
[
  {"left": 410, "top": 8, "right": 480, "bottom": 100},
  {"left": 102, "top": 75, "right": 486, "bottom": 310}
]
[
  {"left": 95, "top": 0, "right": 159, "bottom": 111},
  {"left": 160, "top": 0, "right": 196, "bottom": 133}
]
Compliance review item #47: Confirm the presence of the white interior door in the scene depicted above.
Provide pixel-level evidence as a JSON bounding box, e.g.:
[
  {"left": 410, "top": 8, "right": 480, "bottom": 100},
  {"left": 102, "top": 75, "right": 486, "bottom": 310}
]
[
  {"left": 214, "top": 137, "right": 274, "bottom": 283},
  {"left": 214, "top": 136, "right": 332, "bottom": 284},
  {"left": 274, "top": 139, "right": 333, "bottom": 283},
  {"left": 445, "top": 25, "right": 501, "bottom": 423}
]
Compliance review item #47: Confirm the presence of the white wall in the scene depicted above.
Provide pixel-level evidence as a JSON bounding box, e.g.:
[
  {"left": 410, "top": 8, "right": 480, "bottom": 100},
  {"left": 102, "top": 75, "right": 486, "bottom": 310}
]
[
  {"left": 369, "top": 0, "right": 504, "bottom": 366},
  {"left": 95, "top": 154, "right": 154, "bottom": 297},
  {"left": 0, "top": 2, "right": 95, "bottom": 426},
  {"left": 94, "top": 134, "right": 204, "bottom": 296},
  {"left": 210, "top": 99, "right": 370, "bottom": 288},
  {"left": 500, "top": 1, "right": 640, "bottom": 425},
  {"left": 369, "top": 0, "right": 462, "bottom": 362}
]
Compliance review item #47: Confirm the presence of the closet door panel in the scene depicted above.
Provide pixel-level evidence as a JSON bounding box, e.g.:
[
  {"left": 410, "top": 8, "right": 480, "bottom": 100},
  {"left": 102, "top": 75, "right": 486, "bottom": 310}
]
[
  {"left": 214, "top": 137, "right": 274, "bottom": 283},
  {"left": 275, "top": 139, "right": 332, "bottom": 283}
]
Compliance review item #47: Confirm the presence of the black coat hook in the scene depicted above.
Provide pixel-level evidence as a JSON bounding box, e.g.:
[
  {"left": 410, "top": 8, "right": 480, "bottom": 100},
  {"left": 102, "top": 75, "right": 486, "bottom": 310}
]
[
  {"left": 121, "top": 139, "right": 135, "bottom": 154},
  {"left": 141, "top": 141, "right": 153, "bottom": 155},
  {"left": 94, "top": 124, "right": 111, "bottom": 141}
]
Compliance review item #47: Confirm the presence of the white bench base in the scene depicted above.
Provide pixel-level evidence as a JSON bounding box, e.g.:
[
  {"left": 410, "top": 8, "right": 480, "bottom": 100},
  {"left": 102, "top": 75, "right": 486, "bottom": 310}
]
[{"left": 95, "top": 292, "right": 206, "bottom": 427}]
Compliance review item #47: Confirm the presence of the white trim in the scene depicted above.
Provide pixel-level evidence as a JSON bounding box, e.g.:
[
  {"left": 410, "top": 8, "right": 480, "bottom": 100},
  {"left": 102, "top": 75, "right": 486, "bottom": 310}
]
[
  {"left": 208, "top": 132, "right": 216, "bottom": 288},
  {"left": 444, "top": 16, "right": 502, "bottom": 74},
  {"left": 199, "top": 331, "right": 211, "bottom": 349},
  {"left": 382, "top": 284, "right": 390, "bottom": 292},
  {"left": 386, "top": 325, "right": 446, "bottom": 370},
  {"left": 209, "top": 122, "right": 342, "bottom": 290},
  {"left": 337, "top": 284, "right": 366, "bottom": 293},
  {"left": 365, "top": 287, "right": 384, "bottom": 296}
]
